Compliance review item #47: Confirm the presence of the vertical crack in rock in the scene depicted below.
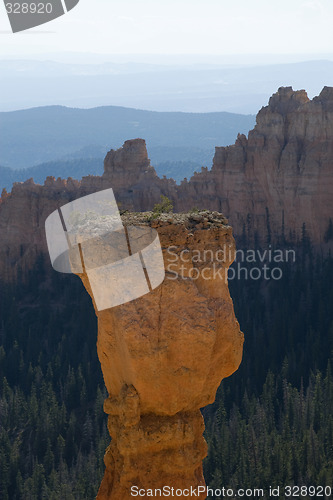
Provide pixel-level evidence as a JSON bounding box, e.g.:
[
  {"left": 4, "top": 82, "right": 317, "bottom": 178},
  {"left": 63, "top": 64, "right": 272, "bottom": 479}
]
[{"left": 157, "top": 282, "right": 163, "bottom": 348}]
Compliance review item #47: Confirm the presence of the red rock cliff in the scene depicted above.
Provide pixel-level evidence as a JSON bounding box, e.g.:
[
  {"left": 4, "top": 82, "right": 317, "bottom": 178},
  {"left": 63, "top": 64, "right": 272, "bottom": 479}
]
[{"left": 176, "top": 86, "right": 333, "bottom": 244}]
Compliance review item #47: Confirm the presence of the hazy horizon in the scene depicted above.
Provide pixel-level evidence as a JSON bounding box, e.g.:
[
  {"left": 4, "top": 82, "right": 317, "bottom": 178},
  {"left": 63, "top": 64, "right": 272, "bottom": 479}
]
[
  {"left": 1, "top": 58, "right": 332, "bottom": 114},
  {"left": 1, "top": 0, "right": 333, "bottom": 113}
]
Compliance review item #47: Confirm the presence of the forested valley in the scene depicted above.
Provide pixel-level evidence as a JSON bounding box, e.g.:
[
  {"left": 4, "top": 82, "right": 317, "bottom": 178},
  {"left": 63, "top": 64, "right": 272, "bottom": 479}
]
[{"left": 0, "top": 231, "right": 332, "bottom": 499}]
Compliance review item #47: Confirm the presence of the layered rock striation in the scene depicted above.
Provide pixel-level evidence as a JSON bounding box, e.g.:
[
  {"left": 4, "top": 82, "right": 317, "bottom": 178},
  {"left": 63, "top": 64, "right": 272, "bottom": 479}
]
[{"left": 75, "top": 212, "right": 244, "bottom": 499}]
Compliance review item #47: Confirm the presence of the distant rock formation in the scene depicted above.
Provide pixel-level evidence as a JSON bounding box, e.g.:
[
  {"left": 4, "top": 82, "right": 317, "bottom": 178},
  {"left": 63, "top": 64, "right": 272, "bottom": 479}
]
[
  {"left": 75, "top": 212, "right": 243, "bottom": 499},
  {"left": 1, "top": 86, "right": 333, "bottom": 282},
  {"left": 104, "top": 138, "right": 151, "bottom": 183}
]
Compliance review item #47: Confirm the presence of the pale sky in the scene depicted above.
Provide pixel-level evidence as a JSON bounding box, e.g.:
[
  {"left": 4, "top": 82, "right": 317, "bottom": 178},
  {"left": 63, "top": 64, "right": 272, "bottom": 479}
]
[{"left": 0, "top": 0, "right": 333, "bottom": 60}]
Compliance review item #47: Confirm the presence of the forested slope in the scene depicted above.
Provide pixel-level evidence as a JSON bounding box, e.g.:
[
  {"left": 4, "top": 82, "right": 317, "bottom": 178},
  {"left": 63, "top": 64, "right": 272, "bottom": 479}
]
[{"left": 0, "top": 234, "right": 332, "bottom": 498}]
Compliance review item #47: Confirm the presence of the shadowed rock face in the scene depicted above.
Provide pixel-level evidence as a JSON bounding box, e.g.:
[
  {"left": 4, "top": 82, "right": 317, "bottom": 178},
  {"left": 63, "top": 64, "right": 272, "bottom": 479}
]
[
  {"left": 103, "top": 139, "right": 153, "bottom": 189},
  {"left": 206, "top": 86, "right": 333, "bottom": 244},
  {"left": 76, "top": 212, "right": 244, "bottom": 499}
]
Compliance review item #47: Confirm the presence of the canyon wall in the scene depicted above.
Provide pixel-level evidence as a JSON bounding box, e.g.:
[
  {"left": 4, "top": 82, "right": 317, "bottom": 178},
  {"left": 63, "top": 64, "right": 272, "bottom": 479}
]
[
  {"left": 75, "top": 212, "right": 243, "bottom": 499},
  {"left": 191, "top": 86, "right": 333, "bottom": 245},
  {"left": 101, "top": 87, "right": 333, "bottom": 245},
  {"left": 1, "top": 86, "right": 333, "bottom": 281}
]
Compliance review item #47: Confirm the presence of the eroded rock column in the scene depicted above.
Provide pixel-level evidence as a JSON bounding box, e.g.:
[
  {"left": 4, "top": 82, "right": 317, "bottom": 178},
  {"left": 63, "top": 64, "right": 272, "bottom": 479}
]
[{"left": 77, "top": 212, "right": 244, "bottom": 499}]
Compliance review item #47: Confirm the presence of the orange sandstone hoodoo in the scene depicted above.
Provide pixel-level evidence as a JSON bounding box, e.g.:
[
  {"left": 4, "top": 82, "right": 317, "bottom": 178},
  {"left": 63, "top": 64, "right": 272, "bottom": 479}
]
[{"left": 75, "top": 211, "right": 244, "bottom": 500}]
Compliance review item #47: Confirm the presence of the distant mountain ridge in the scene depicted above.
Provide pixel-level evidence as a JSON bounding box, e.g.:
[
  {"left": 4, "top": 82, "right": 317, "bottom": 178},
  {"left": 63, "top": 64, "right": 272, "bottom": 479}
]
[{"left": 0, "top": 105, "right": 255, "bottom": 185}]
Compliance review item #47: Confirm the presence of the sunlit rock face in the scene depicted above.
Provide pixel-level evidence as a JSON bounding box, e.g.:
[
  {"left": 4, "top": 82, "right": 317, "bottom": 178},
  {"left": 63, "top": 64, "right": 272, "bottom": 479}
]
[{"left": 76, "top": 212, "right": 244, "bottom": 500}]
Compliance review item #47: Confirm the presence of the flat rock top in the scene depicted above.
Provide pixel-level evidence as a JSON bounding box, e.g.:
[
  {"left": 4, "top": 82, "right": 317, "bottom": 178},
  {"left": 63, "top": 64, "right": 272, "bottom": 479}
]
[{"left": 121, "top": 210, "right": 229, "bottom": 229}]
